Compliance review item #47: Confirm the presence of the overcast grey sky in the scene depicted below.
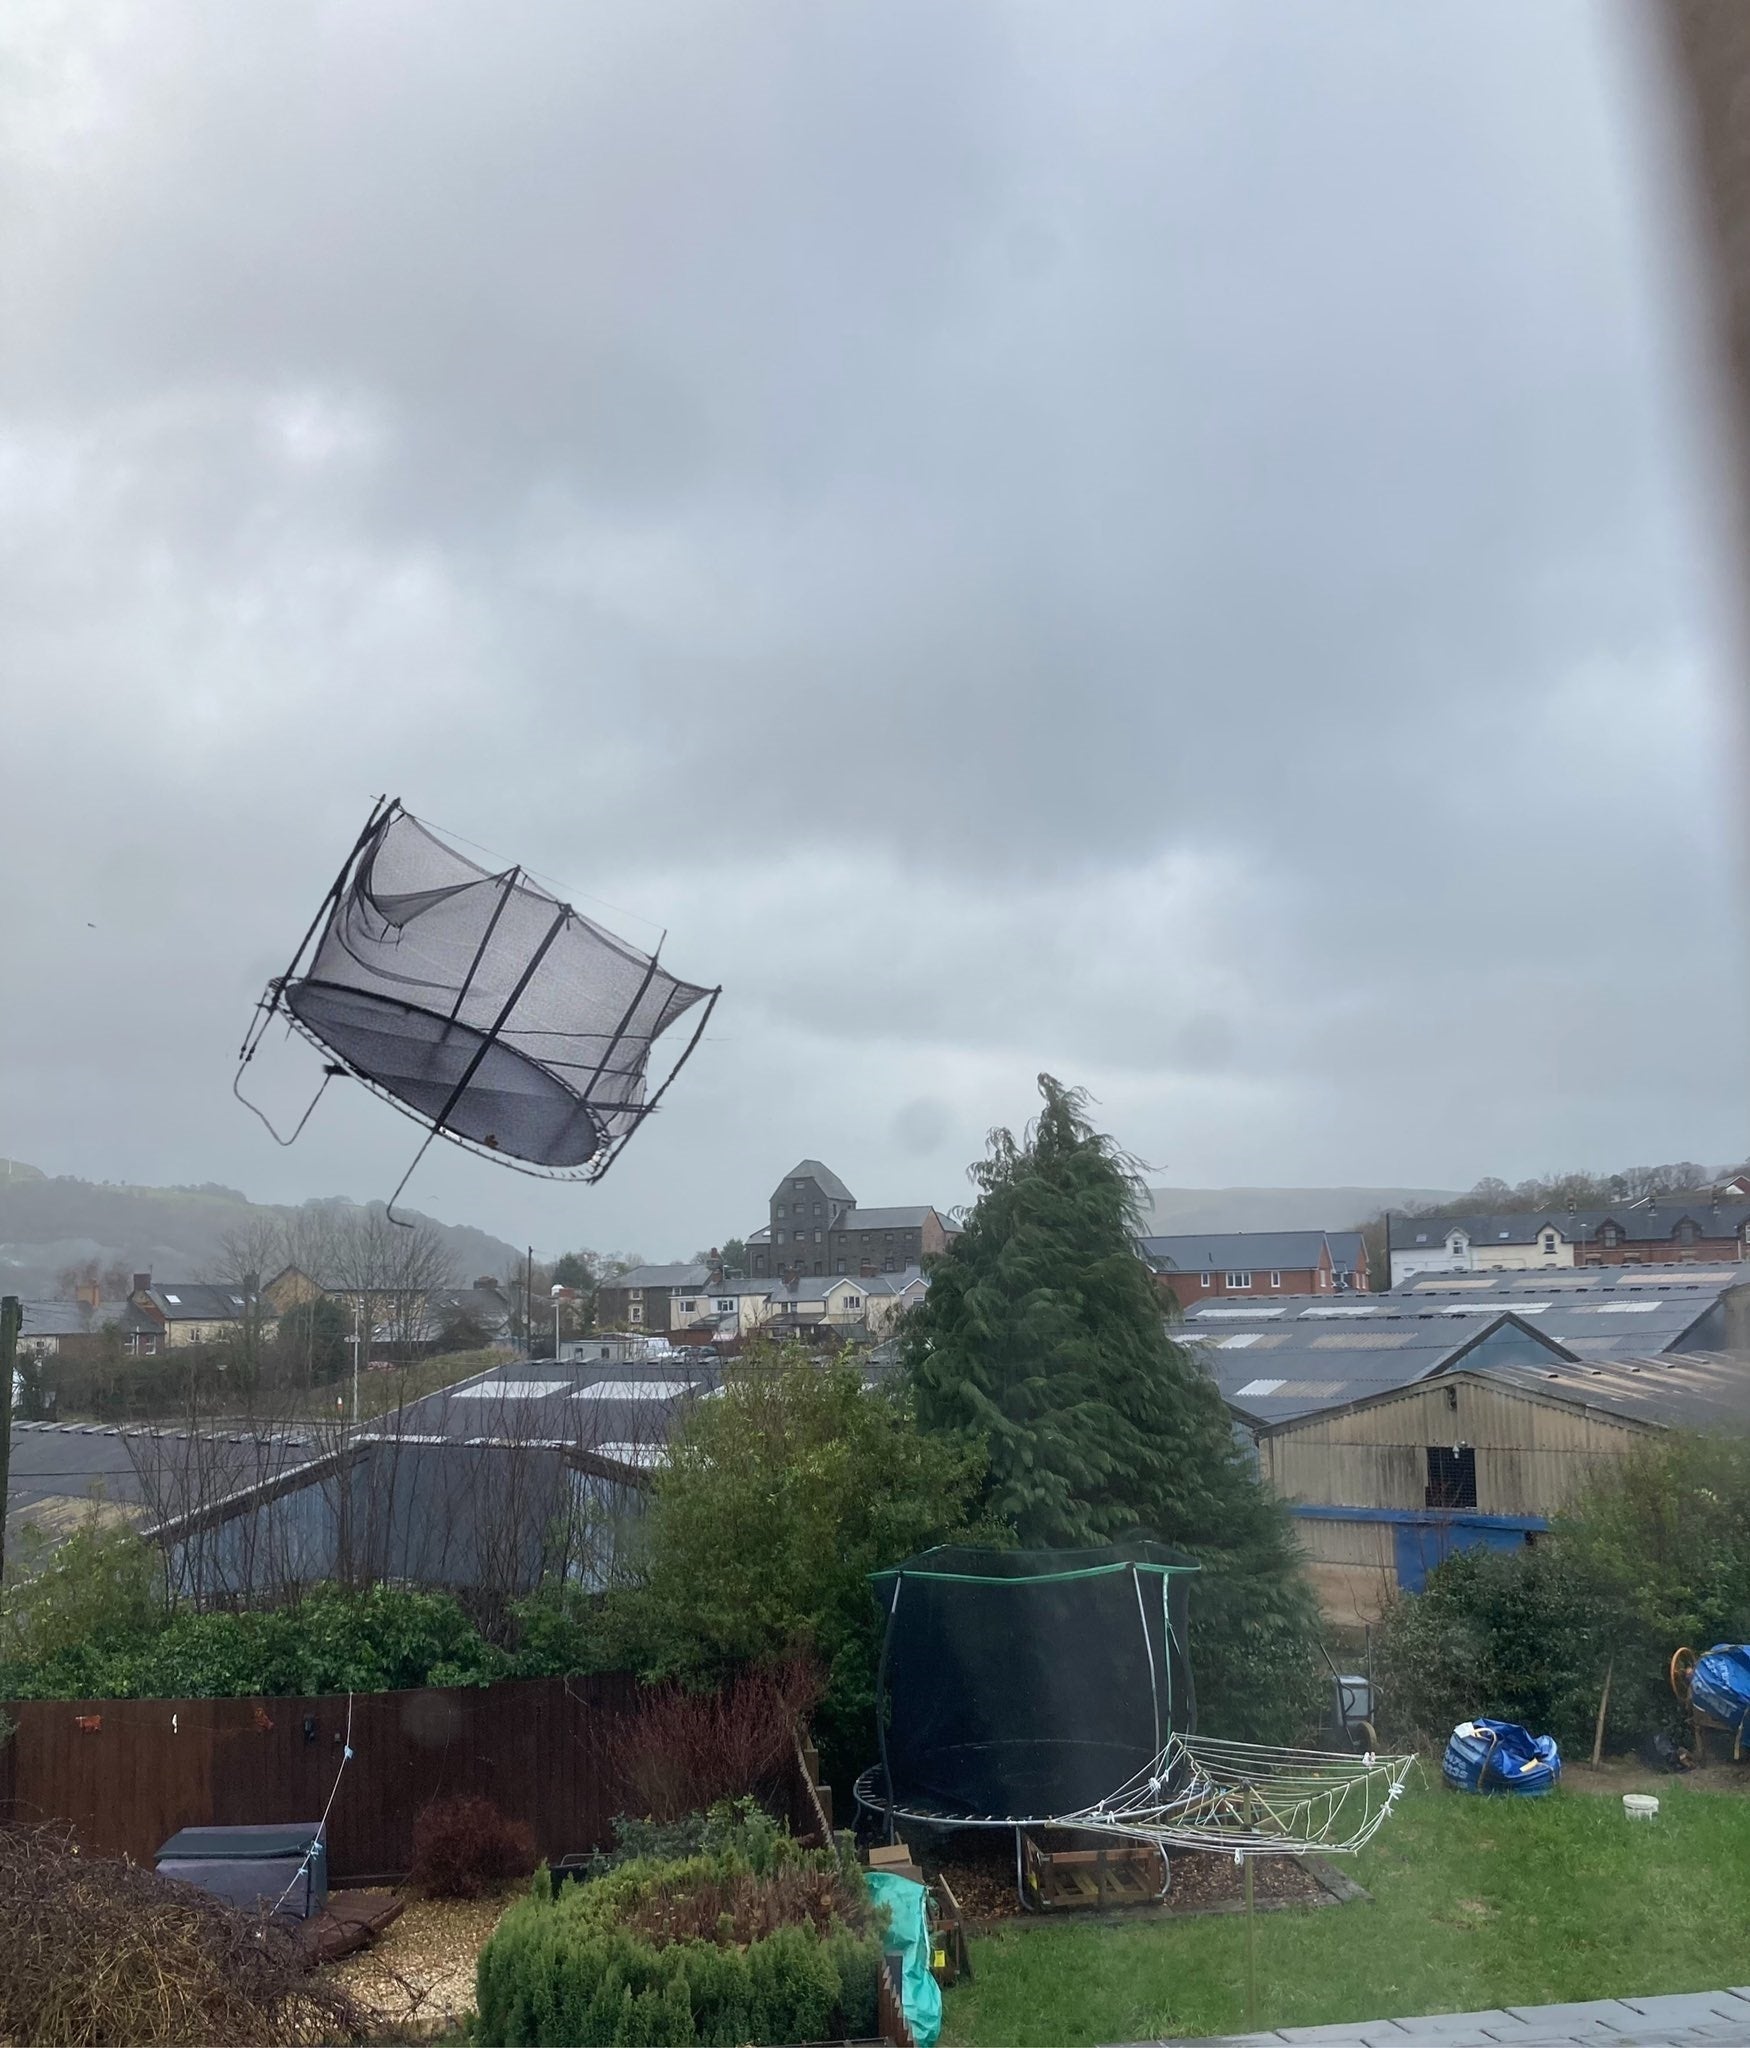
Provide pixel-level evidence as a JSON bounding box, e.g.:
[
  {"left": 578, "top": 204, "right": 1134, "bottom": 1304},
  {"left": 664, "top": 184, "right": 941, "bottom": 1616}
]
[{"left": 2, "top": 0, "right": 1744, "bottom": 1260}]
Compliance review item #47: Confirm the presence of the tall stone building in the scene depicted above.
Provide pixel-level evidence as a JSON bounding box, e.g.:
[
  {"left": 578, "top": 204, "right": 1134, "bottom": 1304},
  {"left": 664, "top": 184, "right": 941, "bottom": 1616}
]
[{"left": 744, "top": 1159, "right": 957, "bottom": 1279}]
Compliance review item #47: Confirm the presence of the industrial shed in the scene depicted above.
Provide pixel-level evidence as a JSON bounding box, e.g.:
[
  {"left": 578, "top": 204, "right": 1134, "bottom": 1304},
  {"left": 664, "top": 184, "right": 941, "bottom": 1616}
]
[{"left": 1256, "top": 1350, "right": 1750, "bottom": 1623}]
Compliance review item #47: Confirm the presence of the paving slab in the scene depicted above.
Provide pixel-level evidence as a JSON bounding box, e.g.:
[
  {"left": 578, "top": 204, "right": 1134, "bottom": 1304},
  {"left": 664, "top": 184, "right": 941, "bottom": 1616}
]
[
  {"left": 1619, "top": 1999, "right": 1750, "bottom": 2028},
  {"left": 1389, "top": 2019, "right": 1531, "bottom": 2038},
  {"left": 1502, "top": 2004, "right": 1641, "bottom": 2029}
]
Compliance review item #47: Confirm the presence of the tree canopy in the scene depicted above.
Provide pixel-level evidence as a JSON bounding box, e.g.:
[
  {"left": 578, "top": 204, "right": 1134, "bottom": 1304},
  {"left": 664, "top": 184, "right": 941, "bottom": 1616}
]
[
  {"left": 904, "top": 1073, "right": 1320, "bottom": 1736},
  {"left": 602, "top": 1341, "right": 995, "bottom": 1784}
]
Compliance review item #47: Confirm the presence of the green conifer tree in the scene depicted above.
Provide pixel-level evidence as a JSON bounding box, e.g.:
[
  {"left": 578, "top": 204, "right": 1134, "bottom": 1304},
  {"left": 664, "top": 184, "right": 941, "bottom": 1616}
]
[{"left": 905, "top": 1074, "right": 1321, "bottom": 1736}]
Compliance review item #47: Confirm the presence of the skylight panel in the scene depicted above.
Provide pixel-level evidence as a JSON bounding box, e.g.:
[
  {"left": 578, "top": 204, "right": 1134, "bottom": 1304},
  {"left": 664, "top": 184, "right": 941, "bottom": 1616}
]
[
  {"left": 572, "top": 1378, "right": 695, "bottom": 1400},
  {"left": 1593, "top": 1301, "right": 1660, "bottom": 1315},
  {"left": 163, "top": 1293, "right": 181, "bottom": 1305},
  {"left": 1193, "top": 1306, "right": 1288, "bottom": 1321},
  {"left": 1234, "top": 1377, "right": 1286, "bottom": 1398},
  {"left": 1215, "top": 1334, "right": 1260, "bottom": 1350},
  {"left": 454, "top": 1379, "right": 570, "bottom": 1399},
  {"left": 1300, "top": 1305, "right": 1380, "bottom": 1318}
]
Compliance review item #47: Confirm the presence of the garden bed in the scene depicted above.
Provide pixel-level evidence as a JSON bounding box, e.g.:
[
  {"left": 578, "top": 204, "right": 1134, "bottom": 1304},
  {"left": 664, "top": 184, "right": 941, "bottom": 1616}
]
[{"left": 914, "top": 1828, "right": 1342, "bottom": 1924}]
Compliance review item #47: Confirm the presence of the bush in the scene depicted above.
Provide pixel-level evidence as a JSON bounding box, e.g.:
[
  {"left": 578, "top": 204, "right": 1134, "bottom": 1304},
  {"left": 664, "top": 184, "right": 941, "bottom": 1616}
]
[
  {"left": 475, "top": 1819, "right": 879, "bottom": 2046},
  {"left": 1374, "top": 1434, "right": 1750, "bottom": 1758},
  {"left": 409, "top": 1795, "right": 537, "bottom": 1898},
  {"left": 1373, "top": 1543, "right": 1627, "bottom": 1753},
  {"left": 604, "top": 1660, "right": 820, "bottom": 1824},
  {"left": 0, "top": 1822, "right": 369, "bottom": 2045},
  {"left": 0, "top": 1578, "right": 512, "bottom": 1701}
]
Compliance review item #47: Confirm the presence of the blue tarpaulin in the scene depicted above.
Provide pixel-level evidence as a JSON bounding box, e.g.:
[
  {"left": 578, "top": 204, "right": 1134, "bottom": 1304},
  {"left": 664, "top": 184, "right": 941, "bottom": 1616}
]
[
  {"left": 1443, "top": 1719, "right": 1561, "bottom": 1796},
  {"left": 1692, "top": 1645, "right": 1750, "bottom": 1735},
  {"left": 866, "top": 1870, "right": 942, "bottom": 2048}
]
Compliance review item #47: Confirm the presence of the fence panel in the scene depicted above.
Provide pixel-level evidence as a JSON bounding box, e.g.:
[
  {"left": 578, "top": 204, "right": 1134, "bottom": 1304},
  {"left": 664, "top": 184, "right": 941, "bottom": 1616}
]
[{"left": 1, "top": 1673, "right": 642, "bottom": 1880}]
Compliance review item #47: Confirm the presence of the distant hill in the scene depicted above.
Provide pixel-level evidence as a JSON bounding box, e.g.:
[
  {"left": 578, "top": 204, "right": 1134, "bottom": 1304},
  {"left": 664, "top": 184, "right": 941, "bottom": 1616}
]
[
  {"left": 0, "top": 1161, "right": 522, "bottom": 1296},
  {"left": 1140, "top": 1185, "right": 1458, "bottom": 1236}
]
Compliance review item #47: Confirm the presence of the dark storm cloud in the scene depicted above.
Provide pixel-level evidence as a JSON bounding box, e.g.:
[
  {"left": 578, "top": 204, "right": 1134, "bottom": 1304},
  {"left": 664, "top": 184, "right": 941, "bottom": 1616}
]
[{"left": 0, "top": 0, "right": 1742, "bottom": 1256}]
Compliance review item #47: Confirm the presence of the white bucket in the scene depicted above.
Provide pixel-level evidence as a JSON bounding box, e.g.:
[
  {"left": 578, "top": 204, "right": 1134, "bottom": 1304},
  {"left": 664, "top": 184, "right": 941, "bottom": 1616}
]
[{"left": 1623, "top": 1794, "right": 1660, "bottom": 1821}]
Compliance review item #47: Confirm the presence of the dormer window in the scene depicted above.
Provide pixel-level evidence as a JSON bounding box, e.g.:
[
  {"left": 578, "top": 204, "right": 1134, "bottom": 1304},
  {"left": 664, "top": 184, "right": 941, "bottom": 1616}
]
[
  {"left": 1601, "top": 1224, "right": 1621, "bottom": 1249},
  {"left": 1542, "top": 1233, "right": 1557, "bottom": 1255},
  {"left": 1676, "top": 1220, "right": 1699, "bottom": 1246}
]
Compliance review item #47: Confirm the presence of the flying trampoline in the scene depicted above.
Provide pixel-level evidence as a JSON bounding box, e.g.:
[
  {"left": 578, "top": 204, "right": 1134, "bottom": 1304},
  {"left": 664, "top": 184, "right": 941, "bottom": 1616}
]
[
  {"left": 856, "top": 1543, "right": 1412, "bottom": 1883},
  {"left": 237, "top": 798, "right": 719, "bottom": 1203}
]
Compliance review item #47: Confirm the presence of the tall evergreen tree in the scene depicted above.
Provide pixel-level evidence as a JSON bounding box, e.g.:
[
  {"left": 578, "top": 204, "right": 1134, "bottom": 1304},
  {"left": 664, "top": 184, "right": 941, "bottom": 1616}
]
[{"left": 905, "top": 1074, "right": 1320, "bottom": 1736}]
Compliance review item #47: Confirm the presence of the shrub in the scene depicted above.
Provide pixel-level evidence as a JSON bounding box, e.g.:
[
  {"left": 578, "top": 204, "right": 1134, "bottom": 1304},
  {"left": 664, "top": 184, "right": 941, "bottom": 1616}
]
[
  {"left": 0, "top": 1579, "right": 511, "bottom": 1702},
  {"left": 409, "top": 1795, "right": 537, "bottom": 1898},
  {"left": 604, "top": 1660, "right": 821, "bottom": 1823},
  {"left": 475, "top": 1821, "right": 879, "bottom": 2046},
  {"left": 0, "top": 1822, "right": 369, "bottom": 2045},
  {"left": 1374, "top": 1543, "right": 1627, "bottom": 1752},
  {"left": 1374, "top": 1434, "right": 1750, "bottom": 1758}
]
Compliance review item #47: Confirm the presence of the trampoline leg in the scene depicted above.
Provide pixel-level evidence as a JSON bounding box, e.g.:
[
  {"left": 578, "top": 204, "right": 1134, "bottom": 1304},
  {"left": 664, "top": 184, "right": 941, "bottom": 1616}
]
[{"left": 1015, "top": 1828, "right": 1030, "bottom": 1915}]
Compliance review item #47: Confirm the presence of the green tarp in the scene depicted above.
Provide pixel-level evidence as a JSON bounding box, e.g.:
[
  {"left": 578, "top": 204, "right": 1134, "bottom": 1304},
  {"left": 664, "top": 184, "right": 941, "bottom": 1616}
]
[{"left": 865, "top": 1870, "right": 942, "bottom": 2048}]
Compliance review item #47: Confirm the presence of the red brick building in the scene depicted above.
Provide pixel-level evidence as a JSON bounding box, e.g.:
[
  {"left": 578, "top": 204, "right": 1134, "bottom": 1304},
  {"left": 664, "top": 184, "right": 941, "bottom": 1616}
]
[{"left": 1139, "top": 1230, "right": 1366, "bottom": 1309}]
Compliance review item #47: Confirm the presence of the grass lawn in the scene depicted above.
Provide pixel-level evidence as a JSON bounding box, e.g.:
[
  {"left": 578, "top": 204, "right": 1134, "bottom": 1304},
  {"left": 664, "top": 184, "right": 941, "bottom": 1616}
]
[{"left": 939, "top": 1773, "right": 1750, "bottom": 2045}]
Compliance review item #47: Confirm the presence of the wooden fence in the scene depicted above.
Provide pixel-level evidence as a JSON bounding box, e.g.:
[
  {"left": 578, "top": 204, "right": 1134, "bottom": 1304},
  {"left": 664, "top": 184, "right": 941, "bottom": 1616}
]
[{"left": 0, "top": 1673, "right": 647, "bottom": 1881}]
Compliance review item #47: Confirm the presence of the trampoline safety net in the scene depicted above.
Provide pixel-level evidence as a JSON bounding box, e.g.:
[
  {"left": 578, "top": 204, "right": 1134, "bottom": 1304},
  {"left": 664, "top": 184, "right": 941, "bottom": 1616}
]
[
  {"left": 241, "top": 799, "right": 719, "bottom": 1184},
  {"left": 871, "top": 1542, "right": 1197, "bottom": 1821},
  {"left": 860, "top": 1542, "right": 1413, "bottom": 1859}
]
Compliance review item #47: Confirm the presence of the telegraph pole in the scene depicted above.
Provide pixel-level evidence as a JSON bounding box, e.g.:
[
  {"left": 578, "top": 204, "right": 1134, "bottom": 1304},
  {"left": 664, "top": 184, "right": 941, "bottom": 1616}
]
[{"left": 0, "top": 1296, "right": 20, "bottom": 1586}]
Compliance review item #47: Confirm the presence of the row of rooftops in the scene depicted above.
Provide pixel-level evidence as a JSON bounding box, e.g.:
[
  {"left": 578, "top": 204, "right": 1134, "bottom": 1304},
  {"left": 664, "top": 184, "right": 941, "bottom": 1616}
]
[
  {"left": 1390, "top": 1202, "right": 1750, "bottom": 1249},
  {"left": 1174, "top": 1263, "right": 1749, "bottom": 1428}
]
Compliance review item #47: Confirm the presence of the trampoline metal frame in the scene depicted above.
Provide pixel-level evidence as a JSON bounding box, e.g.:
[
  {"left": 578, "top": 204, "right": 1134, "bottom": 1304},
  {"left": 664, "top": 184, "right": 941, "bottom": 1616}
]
[{"left": 236, "top": 796, "right": 720, "bottom": 1201}]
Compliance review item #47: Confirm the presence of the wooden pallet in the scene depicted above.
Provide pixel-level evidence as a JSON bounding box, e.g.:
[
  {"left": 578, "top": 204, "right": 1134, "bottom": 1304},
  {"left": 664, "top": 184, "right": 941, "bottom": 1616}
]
[{"left": 1020, "top": 1830, "right": 1165, "bottom": 1912}]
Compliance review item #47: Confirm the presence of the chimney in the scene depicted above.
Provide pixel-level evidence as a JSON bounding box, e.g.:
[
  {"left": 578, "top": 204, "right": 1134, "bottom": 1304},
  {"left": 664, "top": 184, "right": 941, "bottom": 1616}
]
[
  {"left": 75, "top": 1279, "right": 101, "bottom": 1310},
  {"left": 708, "top": 1247, "right": 724, "bottom": 1287},
  {"left": 132, "top": 1272, "right": 151, "bottom": 1297}
]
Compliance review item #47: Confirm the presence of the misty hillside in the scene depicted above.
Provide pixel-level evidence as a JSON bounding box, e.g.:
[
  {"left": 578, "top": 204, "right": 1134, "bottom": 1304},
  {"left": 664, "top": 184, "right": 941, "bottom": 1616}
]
[
  {"left": 1140, "top": 1185, "right": 1457, "bottom": 1235},
  {"left": 0, "top": 1159, "right": 523, "bottom": 1296}
]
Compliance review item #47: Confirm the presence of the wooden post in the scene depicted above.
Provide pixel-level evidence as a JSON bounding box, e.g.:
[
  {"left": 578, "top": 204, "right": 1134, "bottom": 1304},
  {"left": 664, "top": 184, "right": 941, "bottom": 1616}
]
[{"left": 0, "top": 1296, "right": 19, "bottom": 1587}]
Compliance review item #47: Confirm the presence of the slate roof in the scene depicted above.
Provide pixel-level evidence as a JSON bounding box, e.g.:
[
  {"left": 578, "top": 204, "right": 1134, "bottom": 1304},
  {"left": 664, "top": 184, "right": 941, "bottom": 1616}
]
[
  {"left": 779, "top": 1160, "right": 855, "bottom": 1203},
  {"left": 1141, "top": 1231, "right": 1331, "bottom": 1273},
  {"left": 1392, "top": 1207, "right": 1750, "bottom": 1249},
  {"left": 1390, "top": 1214, "right": 1567, "bottom": 1249},
  {"left": 15, "top": 1298, "right": 166, "bottom": 1342},
  {"left": 1326, "top": 1231, "right": 1367, "bottom": 1275},
  {"left": 837, "top": 1205, "right": 939, "bottom": 1231},
  {"left": 605, "top": 1263, "right": 713, "bottom": 1291},
  {"left": 140, "top": 1282, "right": 259, "bottom": 1322}
]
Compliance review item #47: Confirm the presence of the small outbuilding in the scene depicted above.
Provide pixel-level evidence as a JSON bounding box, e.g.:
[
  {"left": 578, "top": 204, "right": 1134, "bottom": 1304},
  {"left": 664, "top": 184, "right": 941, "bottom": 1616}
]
[{"left": 1256, "top": 1349, "right": 1750, "bottom": 1622}]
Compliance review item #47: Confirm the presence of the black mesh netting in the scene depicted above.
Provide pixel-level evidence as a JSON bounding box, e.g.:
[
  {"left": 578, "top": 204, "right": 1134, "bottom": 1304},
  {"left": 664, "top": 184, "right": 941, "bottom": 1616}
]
[
  {"left": 871, "top": 1542, "right": 1198, "bottom": 1820},
  {"left": 257, "top": 802, "right": 717, "bottom": 1178}
]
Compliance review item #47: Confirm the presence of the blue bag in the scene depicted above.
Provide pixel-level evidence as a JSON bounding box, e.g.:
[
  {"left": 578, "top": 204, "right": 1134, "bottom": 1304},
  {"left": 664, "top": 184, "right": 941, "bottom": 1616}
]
[{"left": 1443, "top": 1718, "right": 1561, "bottom": 1796}]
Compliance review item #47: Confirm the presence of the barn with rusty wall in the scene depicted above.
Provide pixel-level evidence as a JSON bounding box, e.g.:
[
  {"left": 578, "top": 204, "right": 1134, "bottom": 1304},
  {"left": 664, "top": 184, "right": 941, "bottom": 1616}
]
[{"left": 1253, "top": 1350, "right": 1750, "bottom": 1625}]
